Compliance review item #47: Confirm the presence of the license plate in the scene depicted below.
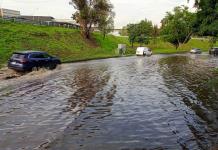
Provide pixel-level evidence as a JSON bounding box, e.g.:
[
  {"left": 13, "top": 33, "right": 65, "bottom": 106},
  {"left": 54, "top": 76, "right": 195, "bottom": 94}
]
[{"left": 11, "top": 62, "right": 17, "bottom": 65}]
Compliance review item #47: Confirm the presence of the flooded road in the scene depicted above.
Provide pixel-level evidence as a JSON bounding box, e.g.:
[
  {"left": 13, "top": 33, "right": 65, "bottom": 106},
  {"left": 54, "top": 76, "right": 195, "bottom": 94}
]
[{"left": 0, "top": 54, "right": 218, "bottom": 150}]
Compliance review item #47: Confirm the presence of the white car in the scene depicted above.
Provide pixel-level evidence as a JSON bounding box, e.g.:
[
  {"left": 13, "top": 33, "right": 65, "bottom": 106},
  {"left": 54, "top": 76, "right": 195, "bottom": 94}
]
[
  {"left": 190, "top": 48, "right": 202, "bottom": 54},
  {"left": 136, "top": 47, "right": 152, "bottom": 56}
]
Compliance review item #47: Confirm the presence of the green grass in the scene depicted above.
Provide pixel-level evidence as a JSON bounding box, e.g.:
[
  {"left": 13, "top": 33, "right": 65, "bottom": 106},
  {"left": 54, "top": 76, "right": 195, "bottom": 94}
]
[
  {"left": 147, "top": 38, "right": 218, "bottom": 54},
  {"left": 0, "top": 20, "right": 217, "bottom": 68},
  {"left": 0, "top": 20, "right": 134, "bottom": 67}
]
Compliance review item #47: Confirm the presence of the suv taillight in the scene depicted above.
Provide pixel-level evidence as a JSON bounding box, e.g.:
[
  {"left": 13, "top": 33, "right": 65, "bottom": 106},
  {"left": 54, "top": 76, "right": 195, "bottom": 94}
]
[{"left": 20, "top": 59, "right": 28, "bottom": 64}]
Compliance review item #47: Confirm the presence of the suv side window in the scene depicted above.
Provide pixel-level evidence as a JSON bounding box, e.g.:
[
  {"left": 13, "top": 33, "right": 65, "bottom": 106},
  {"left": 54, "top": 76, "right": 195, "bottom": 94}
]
[
  {"left": 30, "top": 53, "right": 44, "bottom": 59},
  {"left": 42, "top": 53, "right": 51, "bottom": 58}
]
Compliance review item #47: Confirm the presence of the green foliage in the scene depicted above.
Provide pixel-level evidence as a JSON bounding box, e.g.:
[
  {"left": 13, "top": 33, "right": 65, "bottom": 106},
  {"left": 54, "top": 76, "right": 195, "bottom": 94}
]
[
  {"left": 152, "top": 25, "right": 159, "bottom": 44},
  {"left": 127, "top": 24, "right": 137, "bottom": 47},
  {"left": 127, "top": 19, "right": 153, "bottom": 47},
  {"left": 194, "top": 0, "right": 218, "bottom": 37},
  {"left": 71, "top": 0, "right": 114, "bottom": 39},
  {"left": 191, "top": 0, "right": 218, "bottom": 47},
  {"left": 161, "top": 6, "right": 196, "bottom": 49},
  {"left": 147, "top": 38, "right": 216, "bottom": 54},
  {"left": 119, "top": 26, "right": 128, "bottom": 36},
  {"left": 98, "top": 12, "right": 115, "bottom": 39}
]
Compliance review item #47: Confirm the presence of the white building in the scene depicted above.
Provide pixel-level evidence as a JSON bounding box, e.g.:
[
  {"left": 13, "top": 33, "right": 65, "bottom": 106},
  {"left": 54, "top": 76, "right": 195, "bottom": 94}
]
[{"left": 0, "top": 8, "right": 20, "bottom": 18}]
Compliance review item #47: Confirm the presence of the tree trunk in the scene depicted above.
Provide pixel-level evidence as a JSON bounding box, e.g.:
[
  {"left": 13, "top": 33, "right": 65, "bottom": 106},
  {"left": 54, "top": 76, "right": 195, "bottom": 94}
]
[
  {"left": 103, "top": 31, "right": 106, "bottom": 40},
  {"left": 176, "top": 39, "right": 180, "bottom": 50},
  {"left": 183, "top": 32, "right": 192, "bottom": 44},
  {"left": 85, "top": 30, "right": 90, "bottom": 39},
  {"left": 80, "top": 20, "right": 92, "bottom": 39},
  {"left": 176, "top": 43, "right": 180, "bottom": 50}
]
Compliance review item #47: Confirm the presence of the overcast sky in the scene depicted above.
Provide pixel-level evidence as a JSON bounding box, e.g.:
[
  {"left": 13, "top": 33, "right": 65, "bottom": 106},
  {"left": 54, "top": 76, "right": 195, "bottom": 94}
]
[{"left": 1, "top": 0, "right": 195, "bottom": 28}]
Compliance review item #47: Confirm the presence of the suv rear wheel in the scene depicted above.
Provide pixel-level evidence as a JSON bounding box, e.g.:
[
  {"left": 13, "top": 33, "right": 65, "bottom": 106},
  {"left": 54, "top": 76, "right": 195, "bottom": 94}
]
[
  {"left": 47, "top": 63, "right": 57, "bottom": 70},
  {"left": 32, "top": 67, "right": 39, "bottom": 71}
]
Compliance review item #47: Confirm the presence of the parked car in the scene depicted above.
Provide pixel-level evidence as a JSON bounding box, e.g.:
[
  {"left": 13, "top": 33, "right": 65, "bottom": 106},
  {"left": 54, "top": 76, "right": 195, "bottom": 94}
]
[
  {"left": 190, "top": 48, "right": 202, "bottom": 54},
  {"left": 136, "top": 47, "right": 152, "bottom": 56},
  {"left": 8, "top": 51, "right": 61, "bottom": 71},
  {"left": 209, "top": 47, "right": 218, "bottom": 56}
]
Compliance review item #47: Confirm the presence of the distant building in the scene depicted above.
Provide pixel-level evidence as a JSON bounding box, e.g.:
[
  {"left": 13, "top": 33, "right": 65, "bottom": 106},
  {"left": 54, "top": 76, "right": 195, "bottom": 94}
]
[
  {"left": 0, "top": 8, "right": 20, "bottom": 18},
  {"left": 0, "top": 9, "right": 80, "bottom": 29},
  {"left": 50, "top": 19, "right": 80, "bottom": 28},
  {"left": 18, "top": 16, "right": 55, "bottom": 22}
]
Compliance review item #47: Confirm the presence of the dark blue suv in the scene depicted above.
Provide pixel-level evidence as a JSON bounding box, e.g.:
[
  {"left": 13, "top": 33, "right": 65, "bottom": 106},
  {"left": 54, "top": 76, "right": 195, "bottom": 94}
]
[{"left": 8, "top": 51, "right": 61, "bottom": 71}]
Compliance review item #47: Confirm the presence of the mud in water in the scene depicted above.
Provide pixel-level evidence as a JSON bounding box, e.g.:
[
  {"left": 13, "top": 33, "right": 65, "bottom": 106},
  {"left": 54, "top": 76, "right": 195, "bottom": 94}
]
[
  {"left": 0, "top": 54, "right": 218, "bottom": 150},
  {"left": 0, "top": 67, "right": 23, "bottom": 80}
]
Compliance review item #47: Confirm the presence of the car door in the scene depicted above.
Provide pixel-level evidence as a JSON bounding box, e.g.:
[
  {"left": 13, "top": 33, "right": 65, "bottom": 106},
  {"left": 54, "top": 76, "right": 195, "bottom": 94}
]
[
  {"left": 41, "top": 53, "right": 52, "bottom": 67},
  {"left": 29, "top": 53, "right": 45, "bottom": 68}
]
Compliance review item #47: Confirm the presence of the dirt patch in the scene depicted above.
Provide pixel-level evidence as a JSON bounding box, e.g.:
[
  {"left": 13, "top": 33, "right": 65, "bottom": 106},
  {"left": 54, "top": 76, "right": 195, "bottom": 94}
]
[{"left": 83, "top": 36, "right": 99, "bottom": 48}]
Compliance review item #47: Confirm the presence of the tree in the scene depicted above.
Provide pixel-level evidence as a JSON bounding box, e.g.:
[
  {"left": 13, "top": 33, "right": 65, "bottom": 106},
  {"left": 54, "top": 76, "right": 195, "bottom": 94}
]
[
  {"left": 152, "top": 25, "right": 159, "bottom": 44},
  {"left": 187, "top": 0, "right": 218, "bottom": 47},
  {"left": 71, "top": 0, "right": 114, "bottom": 39},
  {"left": 127, "top": 19, "right": 153, "bottom": 47},
  {"left": 127, "top": 24, "right": 137, "bottom": 47},
  {"left": 119, "top": 26, "right": 128, "bottom": 36},
  {"left": 135, "top": 20, "right": 153, "bottom": 46},
  {"left": 98, "top": 12, "right": 115, "bottom": 39},
  {"left": 161, "top": 6, "right": 196, "bottom": 49},
  {"left": 194, "top": 0, "right": 218, "bottom": 47}
]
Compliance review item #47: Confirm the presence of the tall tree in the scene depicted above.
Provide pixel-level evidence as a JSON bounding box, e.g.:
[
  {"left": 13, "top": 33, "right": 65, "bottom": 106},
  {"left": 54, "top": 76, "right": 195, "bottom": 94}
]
[
  {"left": 71, "top": 0, "right": 114, "bottom": 39},
  {"left": 161, "top": 6, "right": 196, "bottom": 49},
  {"left": 127, "top": 19, "right": 153, "bottom": 47},
  {"left": 98, "top": 12, "right": 115, "bottom": 39},
  {"left": 119, "top": 26, "right": 128, "bottom": 36},
  {"left": 195, "top": 0, "right": 218, "bottom": 46},
  {"left": 127, "top": 24, "right": 137, "bottom": 47},
  {"left": 188, "top": 0, "right": 218, "bottom": 46},
  {"left": 135, "top": 20, "right": 153, "bottom": 46},
  {"left": 152, "top": 25, "right": 159, "bottom": 44}
]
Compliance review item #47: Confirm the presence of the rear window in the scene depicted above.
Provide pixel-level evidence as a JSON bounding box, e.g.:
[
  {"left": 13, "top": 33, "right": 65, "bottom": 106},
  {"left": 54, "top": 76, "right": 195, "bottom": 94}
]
[{"left": 12, "top": 53, "right": 26, "bottom": 59}]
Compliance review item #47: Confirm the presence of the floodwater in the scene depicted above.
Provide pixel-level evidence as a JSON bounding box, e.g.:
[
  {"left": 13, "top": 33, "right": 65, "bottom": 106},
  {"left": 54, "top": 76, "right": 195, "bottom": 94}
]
[{"left": 0, "top": 54, "right": 218, "bottom": 150}]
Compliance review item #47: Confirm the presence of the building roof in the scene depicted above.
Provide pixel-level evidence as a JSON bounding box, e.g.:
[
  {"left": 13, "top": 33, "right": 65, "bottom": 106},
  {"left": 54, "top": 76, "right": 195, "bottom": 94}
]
[
  {"left": 19, "top": 15, "right": 54, "bottom": 21},
  {"left": 0, "top": 8, "right": 20, "bottom": 12},
  {"left": 52, "top": 19, "right": 80, "bottom": 26}
]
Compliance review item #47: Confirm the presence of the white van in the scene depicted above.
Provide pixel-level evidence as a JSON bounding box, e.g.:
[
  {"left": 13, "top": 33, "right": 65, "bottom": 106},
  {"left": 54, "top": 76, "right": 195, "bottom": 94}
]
[{"left": 136, "top": 47, "right": 152, "bottom": 56}]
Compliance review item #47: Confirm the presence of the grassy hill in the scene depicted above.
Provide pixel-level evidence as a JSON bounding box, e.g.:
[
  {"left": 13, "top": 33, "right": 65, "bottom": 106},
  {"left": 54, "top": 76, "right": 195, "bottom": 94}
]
[
  {"left": 0, "top": 20, "right": 134, "bottom": 67},
  {"left": 0, "top": 20, "right": 217, "bottom": 67}
]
